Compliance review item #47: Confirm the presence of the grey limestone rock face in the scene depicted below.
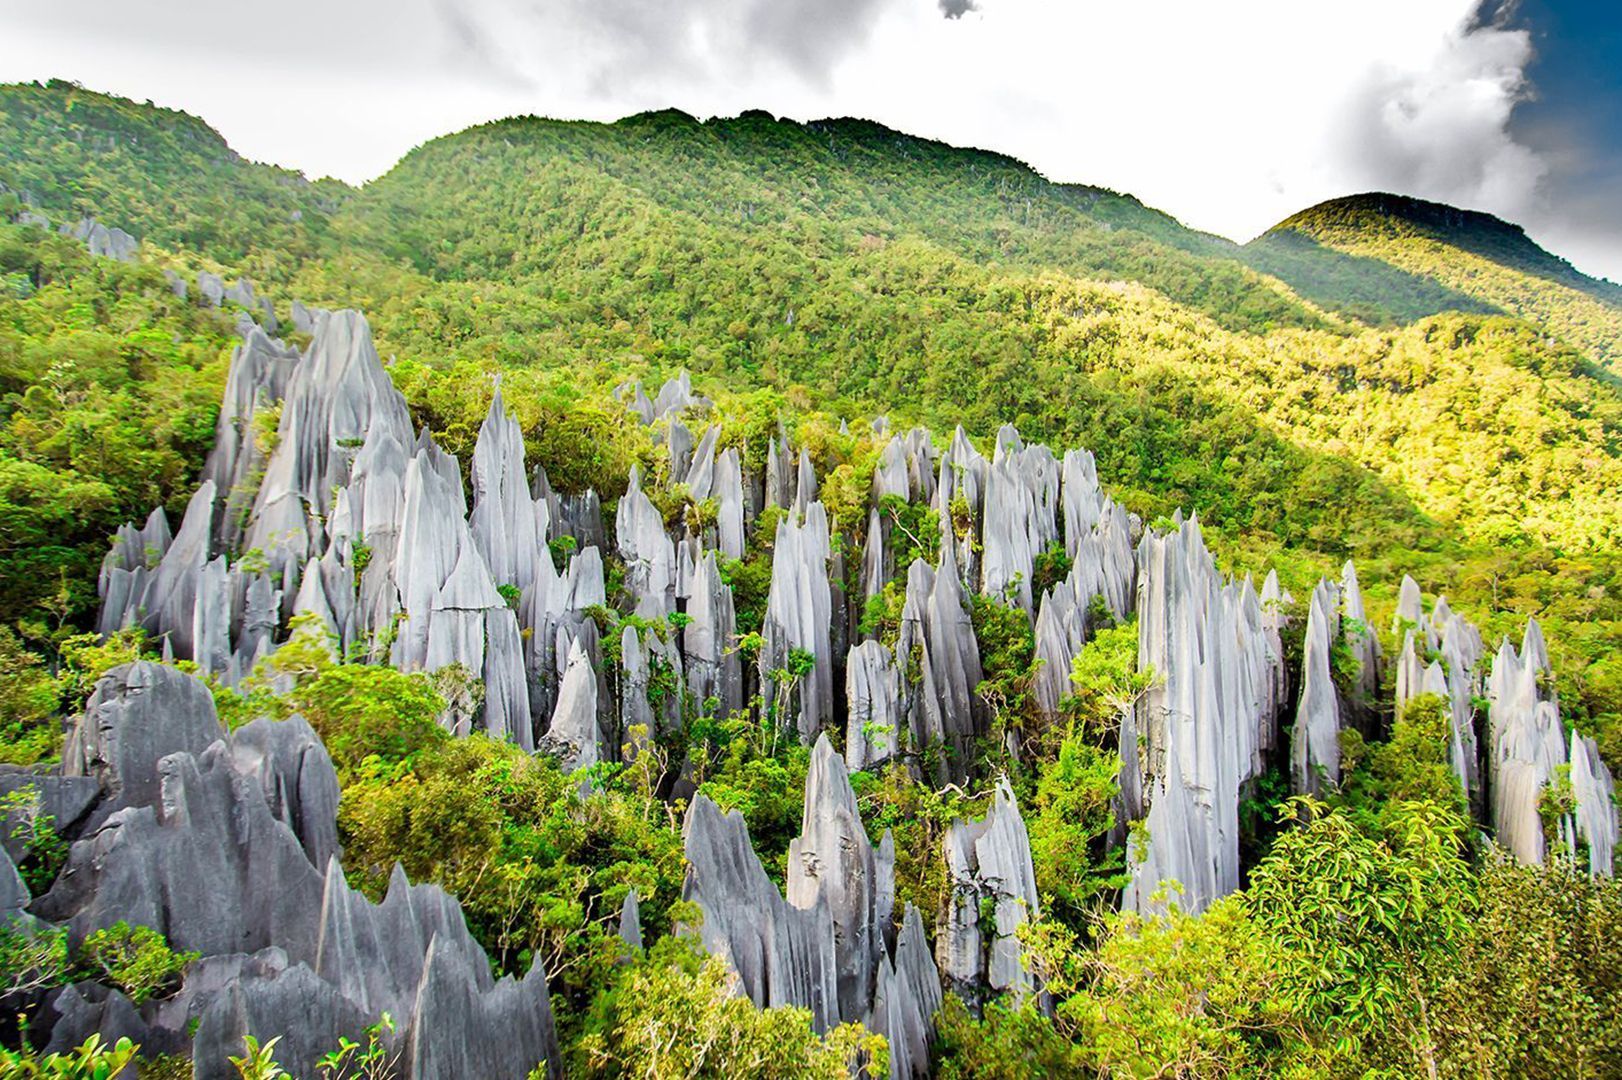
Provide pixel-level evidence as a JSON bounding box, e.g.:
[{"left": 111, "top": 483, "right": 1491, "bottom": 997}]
[
  {"left": 40, "top": 736, "right": 327, "bottom": 959},
  {"left": 765, "top": 434, "right": 794, "bottom": 510},
  {"left": 681, "top": 793, "right": 840, "bottom": 1029},
  {"left": 42, "top": 983, "right": 149, "bottom": 1060},
  {"left": 714, "top": 446, "right": 747, "bottom": 560},
  {"left": 246, "top": 310, "right": 416, "bottom": 587},
  {"left": 759, "top": 502, "right": 835, "bottom": 741},
  {"left": 1487, "top": 621, "right": 1571, "bottom": 866},
  {"left": 618, "top": 888, "right": 643, "bottom": 952},
  {"left": 543, "top": 637, "right": 603, "bottom": 774},
  {"left": 226, "top": 716, "right": 341, "bottom": 870},
  {"left": 937, "top": 779, "right": 1040, "bottom": 1003},
  {"left": 63, "top": 661, "right": 224, "bottom": 813},
  {"left": 933, "top": 427, "right": 988, "bottom": 590},
  {"left": 64, "top": 217, "right": 138, "bottom": 261},
  {"left": 196, "top": 271, "right": 226, "bottom": 308},
  {"left": 1032, "top": 570, "right": 1089, "bottom": 718},
  {"left": 0, "top": 843, "right": 27, "bottom": 921},
  {"left": 0, "top": 769, "right": 98, "bottom": 865},
  {"left": 846, "top": 640, "right": 902, "bottom": 771},
  {"left": 683, "top": 739, "right": 942, "bottom": 1073},
  {"left": 651, "top": 371, "right": 699, "bottom": 423},
  {"left": 1125, "top": 514, "right": 1282, "bottom": 915},
  {"left": 42, "top": 663, "right": 562, "bottom": 1078},
  {"left": 1392, "top": 579, "right": 1486, "bottom": 810},
  {"left": 917, "top": 542, "right": 985, "bottom": 783},
  {"left": 870, "top": 904, "right": 943, "bottom": 1079},
  {"left": 682, "top": 550, "right": 742, "bottom": 718},
  {"left": 222, "top": 277, "right": 259, "bottom": 311},
  {"left": 470, "top": 384, "right": 543, "bottom": 604},
  {"left": 290, "top": 300, "right": 324, "bottom": 334},
  {"left": 979, "top": 442, "right": 1050, "bottom": 617},
  {"left": 1338, "top": 561, "right": 1381, "bottom": 732},
  {"left": 1571, "top": 732, "right": 1618, "bottom": 876},
  {"left": 787, "top": 736, "right": 894, "bottom": 1026},
  {"left": 1291, "top": 579, "right": 1343, "bottom": 796},
  {"left": 616, "top": 467, "right": 678, "bottom": 620},
  {"left": 192, "top": 963, "right": 369, "bottom": 1080}
]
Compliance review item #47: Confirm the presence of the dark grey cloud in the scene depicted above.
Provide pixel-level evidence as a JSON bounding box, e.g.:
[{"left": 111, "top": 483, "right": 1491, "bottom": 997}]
[
  {"left": 938, "top": 0, "right": 977, "bottom": 18},
  {"left": 1327, "top": 2, "right": 1546, "bottom": 232},
  {"left": 490, "top": 0, "right": 904, "bottom": 95}
]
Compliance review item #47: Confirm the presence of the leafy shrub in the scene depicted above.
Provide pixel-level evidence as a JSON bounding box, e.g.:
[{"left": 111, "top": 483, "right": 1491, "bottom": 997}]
[
  {"left": 576, "top": 938, "right": 888, "bottom": 1078},
  {"left": 78, "top": 921, "right": 198, "bottom": 1005},
  {"left": 0, "top": 921, "right": 69, "bottom": 1000},
  {"left": 0, "top": 1033, "right": 139, "bottom": 1079}
]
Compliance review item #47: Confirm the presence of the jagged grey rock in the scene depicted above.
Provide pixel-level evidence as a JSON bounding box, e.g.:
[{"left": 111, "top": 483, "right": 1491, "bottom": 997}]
[
  {"left": 714, "top": 446, "right": 747, "bottom": 560},
  {"left": 788, "top": 737, "right": 893, "bottom": 1024},
  {"left": 543, "top": 638, "right": 602, "bottom": 773},
  {"left": 937, "top": 779, "right": 1039, "bottom": 1003},
  {"left": 1488, "top": 622, "right": 1571, "bottom": 866},
  {"left": 0, "top": 843, "right": 27, "bottom": 921},
  {"left": 226, "top": 717, "right": 340, "bottom": 870},
  {"left": 196, "top": 271, "right": 226, "bottom": 308},
  {"left": 870, "top": 904, "right": 942, "bottom": 1079},
  {"left": 0, "top": 769, "right": 98, "bottom": 865},
  {"left": 846, "top": 641, "right": 902, "bottom": 771},
  {"left": 618, "top": 888, "right": 643, "bottom": 952},
  {"left": 1571, "top": 732, "right": 1618, "bottom": 876},
  {"left": 759, "top": 503, "right": 835, "bottom": 741},
  {"left": 63, "top": 661, "right": 223, "bottom": 813},
  {"left": 1291, "top": 579, "right": 1342, "bottom": 796},
  {"left": 44, "top": 663, "right": 562, "bottom": 1077},
  {"left": 616, "top": 467, "right": 677, "bottom": 619},
  {"left": 1339, "top": 562, "right": 1380, "bottom": 730},
  {"left": 1125, "top": 515, "right": 1282, "bottom": 914},
  {"left": 682, "top": 551, "right": 742, "bottom": 717},
  {"left": 681, "top": 794, "right": 839, "bottom": 1030},
  {"left": 933, "top": 428, "right": 988, "bottom": 590},
  {"left": 64, "top": 218, "right": 138, "bottom": 261}
]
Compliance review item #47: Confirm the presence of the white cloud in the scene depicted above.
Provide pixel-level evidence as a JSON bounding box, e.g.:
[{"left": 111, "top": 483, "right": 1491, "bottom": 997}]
[{"left": 0, "top": 0, "right": 1609, "bottom": 277}]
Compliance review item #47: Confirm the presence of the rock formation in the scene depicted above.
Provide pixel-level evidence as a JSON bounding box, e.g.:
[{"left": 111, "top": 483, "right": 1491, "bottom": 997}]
[
  {"left": 1124, "top": 515, "right": 1285, "bottom": 914},
  {"left": 683, "top": 736, "right": 942, "bottom": 1078},
  {"left": 759, "top": 503, "right": 835, "bottom": 740},
  {"left": 34, "top": 664, "right": 561, "bottom": 1078},
  {"left": 62, "top": 217, "right": 138, "bottom": 261},
  {"left": 1291, "top": 580, "right": 1343, "bottom": 796},
  {"left": 936, "top": 780, "right": 1040, "bottom": 1004}
]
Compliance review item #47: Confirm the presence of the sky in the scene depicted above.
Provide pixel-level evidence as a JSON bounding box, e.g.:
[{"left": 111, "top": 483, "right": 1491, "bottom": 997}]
[{"left": 2, "top": 0, "right": 1619, "bottom": 281}]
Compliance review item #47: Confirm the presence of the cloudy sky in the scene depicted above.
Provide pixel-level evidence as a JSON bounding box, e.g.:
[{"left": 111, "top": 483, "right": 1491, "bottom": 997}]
[{"left": 3, "top": 0, "right": 1619, "bottom": 280}]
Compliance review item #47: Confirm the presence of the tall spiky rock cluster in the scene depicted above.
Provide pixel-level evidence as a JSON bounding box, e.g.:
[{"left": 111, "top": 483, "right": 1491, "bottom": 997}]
[
  {"left": 1124, "top": 515, "right": 1290, "bottom": 914},
  {"left": 1032, "top": 449, "right": 1136, "bottom": 716},
  {"left": 1289, "top": 563, "right": 1381, "bottom": 796},
  {"left": 682, "top": 736, "right": 979, "bottom": 1079},
  {"left": 1486, "top": 620, "right": 1618, "bottom": 875},
  {"left": 16, "top": 662, "right": 560, "bottom": 1079},
  {"left": 82, "top": 303, "right": 1622, "bottom": 1077},
  {"left": 98, "top": 311, "right": 619, "bottom": 753},
  {"left": 1376, "top": 577, "right": 1617, "bottom": 875},
  {"left": 1390, "top": 577, "right": 1488, "bottom": 808}
]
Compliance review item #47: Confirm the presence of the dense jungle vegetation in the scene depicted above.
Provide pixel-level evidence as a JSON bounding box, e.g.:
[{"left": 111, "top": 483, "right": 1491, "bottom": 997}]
[{"left": 3, "top": 79, "right": 1622, "bottom": 1076}]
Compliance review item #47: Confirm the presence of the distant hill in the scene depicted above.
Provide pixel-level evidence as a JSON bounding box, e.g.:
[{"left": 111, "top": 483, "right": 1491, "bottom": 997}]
[{"left": 1250, "top": 192, "right": 1622, "bottom": 365}]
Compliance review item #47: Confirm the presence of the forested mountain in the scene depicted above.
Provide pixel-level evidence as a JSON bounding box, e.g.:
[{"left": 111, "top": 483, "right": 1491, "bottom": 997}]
[{"left": 2, "top": 78, "right": 1621, "bottom": 1078}]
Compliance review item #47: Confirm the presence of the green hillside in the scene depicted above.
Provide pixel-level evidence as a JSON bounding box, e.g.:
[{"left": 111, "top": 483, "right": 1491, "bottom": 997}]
[
  {"left": 1253, "top": 192, "right": 1622, "bottom": 365},
  {"left": 3, "top": 79, "right": 1621, "bottom": 736}
]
